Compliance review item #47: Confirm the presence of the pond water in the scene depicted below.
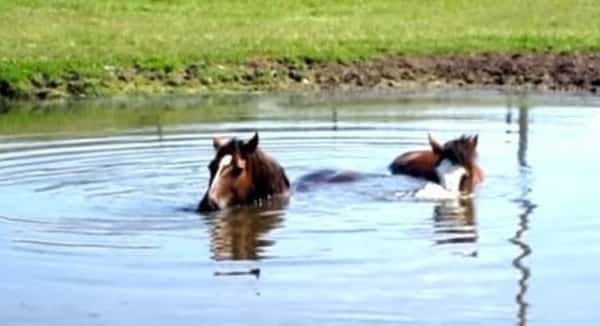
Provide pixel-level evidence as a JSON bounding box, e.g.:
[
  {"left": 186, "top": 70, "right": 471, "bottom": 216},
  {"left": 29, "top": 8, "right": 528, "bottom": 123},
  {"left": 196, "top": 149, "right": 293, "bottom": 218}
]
[{"left": 1, "top": 91, "right": 600, "bottom": 325}]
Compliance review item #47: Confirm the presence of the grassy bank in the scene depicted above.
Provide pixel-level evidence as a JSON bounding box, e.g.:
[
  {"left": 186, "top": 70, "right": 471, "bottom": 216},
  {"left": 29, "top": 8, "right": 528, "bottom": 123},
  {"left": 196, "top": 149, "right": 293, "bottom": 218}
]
[{"left": 1, "top": 0, "right": 600, "bottom": 98}]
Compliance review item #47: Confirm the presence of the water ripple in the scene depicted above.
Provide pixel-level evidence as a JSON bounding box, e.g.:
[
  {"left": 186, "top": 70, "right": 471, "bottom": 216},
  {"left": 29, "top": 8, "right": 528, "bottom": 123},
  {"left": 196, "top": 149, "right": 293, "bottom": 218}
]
[{"left": 13, "top": 239, "right": 160, "bottom": 250}]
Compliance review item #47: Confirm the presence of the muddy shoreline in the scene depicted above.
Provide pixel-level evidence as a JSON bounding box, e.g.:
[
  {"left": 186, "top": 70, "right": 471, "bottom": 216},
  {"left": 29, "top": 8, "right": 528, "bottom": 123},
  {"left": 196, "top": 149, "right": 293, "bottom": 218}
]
[{"left": 2, "top": 52, "right": 600, "bottom": 101}]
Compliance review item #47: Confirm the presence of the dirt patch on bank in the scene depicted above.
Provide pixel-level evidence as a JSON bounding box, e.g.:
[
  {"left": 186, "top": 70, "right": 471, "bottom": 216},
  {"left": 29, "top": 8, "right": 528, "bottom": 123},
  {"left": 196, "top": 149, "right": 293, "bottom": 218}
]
[
  {"left": 292, "top": 52, "right": 600, "bottom": 93},
  {"left": 3, "top": 52, "right": 600, "bottom": 100}
]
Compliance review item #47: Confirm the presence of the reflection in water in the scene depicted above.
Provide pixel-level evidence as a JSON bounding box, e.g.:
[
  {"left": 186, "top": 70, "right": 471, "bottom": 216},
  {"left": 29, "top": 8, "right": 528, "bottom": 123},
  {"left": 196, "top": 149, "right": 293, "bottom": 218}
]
[
  {"left": 508, "top": 102, "right": 534, "bottom": 326},
  {"left": 203, "top": 200, "right": 286, "bottom": 262},
  {"left": 511, "top": 199, "right": 534, "bottom": 326},
  {"left": 517, "top": 102, "right": 530, "bottom": 168},
  {"left": 155, "top": 113, "right": 164, "bottom": 142},
  {"left": 332, "top": 106, "right": 338, "bottom": 131},
  {"left": 433, "top": 198, "right": 478, "bottom": 252}
]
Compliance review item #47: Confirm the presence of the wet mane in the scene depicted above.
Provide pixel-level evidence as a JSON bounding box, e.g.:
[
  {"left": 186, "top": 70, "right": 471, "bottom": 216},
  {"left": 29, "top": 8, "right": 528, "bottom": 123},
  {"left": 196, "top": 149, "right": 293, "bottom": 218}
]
[
  {"left": 244, "top": 147, "right": 290, "bottom": 202},
  {"left": 438, "top": 135, "right": 477, "bottom": 169},
  {"left": 435, "top": 135, "right": 479, "bottom": 193}
]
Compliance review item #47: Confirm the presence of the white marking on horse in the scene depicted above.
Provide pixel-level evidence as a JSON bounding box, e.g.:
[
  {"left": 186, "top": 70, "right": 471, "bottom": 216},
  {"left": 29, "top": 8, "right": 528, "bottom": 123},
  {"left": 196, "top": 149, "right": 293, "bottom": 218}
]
[
  {"left": 209, "top": 154, "right": 233, "bottom": 208},
  {"left": 435, "top": 159, "right": 467, "bottom": 194}
]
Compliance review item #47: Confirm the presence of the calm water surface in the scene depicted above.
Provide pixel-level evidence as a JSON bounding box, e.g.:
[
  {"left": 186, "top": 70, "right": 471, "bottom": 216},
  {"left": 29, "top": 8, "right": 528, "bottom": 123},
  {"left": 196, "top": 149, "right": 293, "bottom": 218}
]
[{"left": 1, "top": 92, "right": 600, "bottom": 325}]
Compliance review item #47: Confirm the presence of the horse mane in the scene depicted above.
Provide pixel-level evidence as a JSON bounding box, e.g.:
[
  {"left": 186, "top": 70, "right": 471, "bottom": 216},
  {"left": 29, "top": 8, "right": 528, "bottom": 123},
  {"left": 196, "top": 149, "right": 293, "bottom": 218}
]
[
  {"left": 441, "top": 135, "right": 481, "bottom": 192},
  {"left": 246, "top": 148, "right": 290, "bottom": 202},
  {"left": 441, "top": 135, "right": 477, "bottom": 169}
]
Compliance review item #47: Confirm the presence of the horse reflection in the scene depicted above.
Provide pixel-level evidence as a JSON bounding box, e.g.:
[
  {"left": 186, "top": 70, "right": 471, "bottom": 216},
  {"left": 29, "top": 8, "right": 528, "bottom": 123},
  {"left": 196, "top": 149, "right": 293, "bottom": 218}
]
[
  {"left": 432, "top": 198, "right": 478, "bottom": 248},
  {"left": 203, "top": 200, "right": 286, "bottom": 261}
]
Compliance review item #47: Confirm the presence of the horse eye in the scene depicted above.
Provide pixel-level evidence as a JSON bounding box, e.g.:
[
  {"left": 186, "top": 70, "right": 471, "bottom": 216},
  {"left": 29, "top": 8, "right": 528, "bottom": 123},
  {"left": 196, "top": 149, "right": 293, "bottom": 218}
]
[{"left": 231, "top": 166, "right": 243, "bottom": 177}]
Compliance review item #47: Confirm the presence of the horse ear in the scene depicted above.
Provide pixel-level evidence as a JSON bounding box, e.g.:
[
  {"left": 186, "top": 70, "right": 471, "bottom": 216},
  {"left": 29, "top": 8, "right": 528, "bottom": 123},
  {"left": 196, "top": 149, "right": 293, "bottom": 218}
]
[
  {"left": 466, "top": 134, "right": 478, "bottom": 153},
  {"left": 244, "top": 132, "right": 259, "bottom": 153},
  {"left": 471, "top": 134, "right": 478, "bottom": 149},
  {"left": 428, "top": 133, "right": 443, "bottom": 154},
  {"left": 212, "top": 135, "right": 225, "bottom": 150}
]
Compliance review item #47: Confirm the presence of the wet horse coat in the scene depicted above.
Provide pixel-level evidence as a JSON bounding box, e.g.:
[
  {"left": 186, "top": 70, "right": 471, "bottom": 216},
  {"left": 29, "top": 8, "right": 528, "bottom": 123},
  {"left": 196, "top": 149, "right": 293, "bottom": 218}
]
[
  {"left": 389, "top": 134, "right": 483, "bottom": 194},
  {"left": 294, "top": 169, "right": 366, "bottom": 192},
  {"left": 198, "top": 133, "right": 290, "bottom": 212}
]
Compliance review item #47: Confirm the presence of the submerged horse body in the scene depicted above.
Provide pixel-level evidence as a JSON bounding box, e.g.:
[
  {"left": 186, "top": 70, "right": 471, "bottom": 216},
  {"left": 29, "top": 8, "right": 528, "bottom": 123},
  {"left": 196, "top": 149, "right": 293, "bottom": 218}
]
[
  {"left": 198, "top": 133, "right": 290, "bottom": 212},
  {"left": 389, "top": 134, "right": 484, "bottom": 195},
  {"left": 294, "top": 169, "right": 366, "bottom": 192}
]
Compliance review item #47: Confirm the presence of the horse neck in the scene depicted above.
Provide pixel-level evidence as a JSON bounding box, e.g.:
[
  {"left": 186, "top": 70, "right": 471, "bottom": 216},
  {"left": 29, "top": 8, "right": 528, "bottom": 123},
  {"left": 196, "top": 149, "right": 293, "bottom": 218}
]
[{"left": 247, "top": 150, "right": 289, "bottom": 198}]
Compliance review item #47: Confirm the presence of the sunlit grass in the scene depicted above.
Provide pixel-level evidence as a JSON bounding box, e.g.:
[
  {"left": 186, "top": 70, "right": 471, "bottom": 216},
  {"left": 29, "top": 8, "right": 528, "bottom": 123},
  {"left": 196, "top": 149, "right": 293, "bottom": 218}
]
[{"left": 1, "top": 0, "right": 599, "bottom": 83}]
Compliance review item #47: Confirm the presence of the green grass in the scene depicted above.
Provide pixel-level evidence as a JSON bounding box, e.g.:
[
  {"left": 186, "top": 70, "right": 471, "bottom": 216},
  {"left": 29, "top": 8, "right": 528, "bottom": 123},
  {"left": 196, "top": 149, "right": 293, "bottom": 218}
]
[{"left": 1, "top": 0, "right": 600, "bottom": 85}]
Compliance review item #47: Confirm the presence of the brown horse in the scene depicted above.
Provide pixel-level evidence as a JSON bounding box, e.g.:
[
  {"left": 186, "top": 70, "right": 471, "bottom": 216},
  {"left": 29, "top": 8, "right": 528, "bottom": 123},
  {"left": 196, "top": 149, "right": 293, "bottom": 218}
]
[
  {"left": 389, "top": 134, "right": 484, "bottom": 194},
  {"left": 197, "top": 132, "right": 290, "bottom": 212}
]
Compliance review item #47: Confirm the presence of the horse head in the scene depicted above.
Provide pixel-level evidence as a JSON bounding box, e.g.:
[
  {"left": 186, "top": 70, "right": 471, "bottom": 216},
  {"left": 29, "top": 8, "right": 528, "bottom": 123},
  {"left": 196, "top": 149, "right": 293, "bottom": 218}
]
[
  {"left": 198, "top": 132, "right": 290, "bottom": 212},
  {"left": 429, "top": 133, "right": 480, "bottom": 194}
]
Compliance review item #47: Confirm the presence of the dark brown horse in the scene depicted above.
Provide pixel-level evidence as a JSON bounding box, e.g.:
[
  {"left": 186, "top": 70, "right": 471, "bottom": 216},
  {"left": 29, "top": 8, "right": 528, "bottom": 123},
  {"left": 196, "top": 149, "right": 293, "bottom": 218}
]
[
  {"left": 294, "top": 168, "right": 366, "bottom": 192},
  {"left": 389, "top": 134, "right": 484, "bottom": 194},
  {"left": 197, "top": 132, "right": 290, "bottom": 212}
]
